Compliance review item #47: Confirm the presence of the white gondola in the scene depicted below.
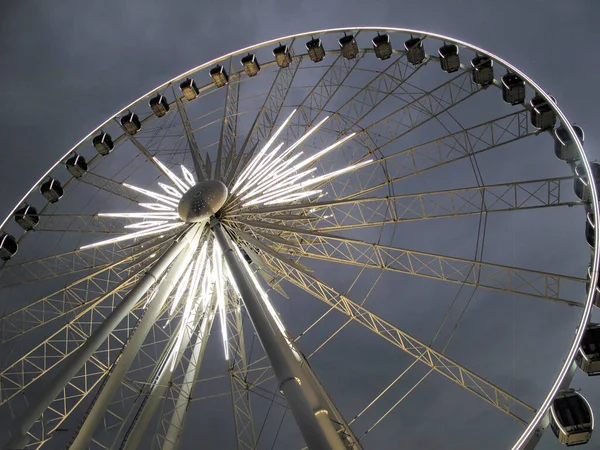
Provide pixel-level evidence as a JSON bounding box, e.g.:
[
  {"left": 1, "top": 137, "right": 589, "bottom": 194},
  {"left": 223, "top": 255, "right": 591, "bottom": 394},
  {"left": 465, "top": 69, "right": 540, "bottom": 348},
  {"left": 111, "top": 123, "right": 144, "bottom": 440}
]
[
  {"left": 180, "top": 78, "right": 199, "bottom": 101},
  {"left": 439, "top": 43, "right": 460, "bottom": 73},
  {"left": 120, "top": 112, "right": 141, "bottom": 135},
  {"left": 14, "top": 204, "right": 39, "bottom": 231},
  {"left": 404, "top": 37, "right": 425, "bottom": 65},
  {"left": 241, "top": 54, "right": 261, "bottom": 77},
  {"left": 338, "top": 34, "right": 358, "bottom": 60},
  {"left": 574, "top": 162, "right": 600, "bottom": 203},
  {"left": 0, "top": 232, "right": 18, "bottom": 261},
  {"left": 555, "top": 125, "right": 585, "bottom": 162},
  {"left": 40, "top": 178, "right": 64, "bottom": 203},
  {"left": 149, "top": 94, "right": 170, "bottom": 117},
  {"left": 66, "top": 153, "right": 87, "bottom": 178},
  {"left": 577, "top": 324, "right": 600, "bottom": 376},
  {"left": 92, "top": 131, "right": 114, "bottom": 156},
  {"left": 306, "top": 38, "right": 325, "bottom": 63},
  {"left": 530, "top": 95, "right": 557, "bottom": 130},
  {"left": 471, "top": 55, "right": 494, "bottom": 87},
  {"left": 210, "top": 64, "right": 229, "bottom": 88},
  {"left": 550, "top": 390, "right": 594, "bottom": 446},
  {"left": 501, "top": 73, "right": 525, "bottom": 105},
  {"left": 372, "top": 34, "right": 392, "bottom": 60},
  {"left": 273, "top": 44, "right": 292, "bottom": 68}
]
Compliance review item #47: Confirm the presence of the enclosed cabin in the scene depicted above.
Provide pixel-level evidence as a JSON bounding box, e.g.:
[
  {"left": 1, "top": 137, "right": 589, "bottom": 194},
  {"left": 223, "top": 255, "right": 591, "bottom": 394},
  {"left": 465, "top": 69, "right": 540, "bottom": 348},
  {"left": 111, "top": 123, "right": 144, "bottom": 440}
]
[
  {"left": 372, "top": 34, "right": 392, "bottom": 60},
  {"left": 0, "top": 233, "right": 18, "bottom": 261},
  {"left": 273, "top": 44, "right": 292, "bottom": 68},
  {"left": 555, "top": 125, "right": 585, "bottom": 162},
  {"left": 14, "top": 204, "right": 39, "bottom": 231},
  {"left": 439, "top": 44, "right": 460, "bottom": 73},
  {"left": 40, "top": 178, "right": 64, "bottom": 203},
  {"left": 180, "top": 78, "right": 199, "bottom": 101},
  {"left": 306, "top": 38, "right": 325, "bottom": 63},
  {"left": 530, "top": 95, "right": 557, "bottom": 130},
  {"left": 585, "top": 212, "right": 595, "bottom": 248},
  {"left": 550, "top": 390, "right": 594, "bottom": 446},
  {"left": 210, "top": 64, "right": 228, "bottom": 88},
  {"left": 577, "top": 323, "right": 600, "bottom": 376},
  {"left": 339, "top": 34, "right": 359, "bottom": 60},
  {"left": 65, "top": 153, "right": 87, "bottom": 178},
  {"left": 501, "top": 73, "right": 525, "bottom": 105},
  {"left": 149, "top": 94, "right": 170, "bottom": 118},
  {"left": 471, "top": 55, "right": 494, "bottom": 87},
  {"left": 404, "top": 37, "right": 425, "bottom": 65},
  {"left": 574, "top": 162, "right": 600, "bottom": 203},
  {"left": 120, "top": 112, "right": 142, "bottom": 135},
  {"left": 241, "top": 54, "right": 260, "bottom": 77},
  {"left": 92, "top": 131, "right": 114, "bottom": 156},
  {"left": 585, "top": 265, "right": 600, "bottom": 308}
]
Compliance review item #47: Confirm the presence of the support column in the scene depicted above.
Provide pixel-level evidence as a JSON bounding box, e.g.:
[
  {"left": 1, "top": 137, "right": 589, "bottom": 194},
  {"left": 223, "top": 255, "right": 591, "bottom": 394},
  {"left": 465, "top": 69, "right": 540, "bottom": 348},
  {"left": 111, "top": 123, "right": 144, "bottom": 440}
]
[
  {"left": 211, "top": 219, "right": 346, "bottom": 450},
  {"left": 68, "top": 227, "right": 201, "bottom": 450},
  {"left": 4, "top": 227, "right": 195, "bottom": 450}
]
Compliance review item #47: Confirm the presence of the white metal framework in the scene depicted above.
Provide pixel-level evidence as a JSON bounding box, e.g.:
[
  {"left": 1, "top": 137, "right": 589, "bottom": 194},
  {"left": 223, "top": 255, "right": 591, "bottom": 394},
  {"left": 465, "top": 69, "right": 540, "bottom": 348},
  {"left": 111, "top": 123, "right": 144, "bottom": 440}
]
[{"left": 0, "top": 27, "right": 597, "bottom": 450}]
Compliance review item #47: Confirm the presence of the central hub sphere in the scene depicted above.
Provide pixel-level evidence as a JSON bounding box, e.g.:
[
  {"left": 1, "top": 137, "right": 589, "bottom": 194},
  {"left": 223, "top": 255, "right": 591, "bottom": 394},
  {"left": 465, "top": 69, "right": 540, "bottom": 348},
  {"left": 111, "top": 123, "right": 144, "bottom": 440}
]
[{"left": 177, "top": 179, "right": 228, "bottom": 223}]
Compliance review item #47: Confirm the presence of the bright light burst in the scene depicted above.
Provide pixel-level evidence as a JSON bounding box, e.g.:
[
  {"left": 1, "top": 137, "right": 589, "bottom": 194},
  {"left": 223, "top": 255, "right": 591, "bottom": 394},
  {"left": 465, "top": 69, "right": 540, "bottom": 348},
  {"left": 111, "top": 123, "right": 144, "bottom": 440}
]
[{"left": 87, "top": 108, "right": 366, "bottom": 361}]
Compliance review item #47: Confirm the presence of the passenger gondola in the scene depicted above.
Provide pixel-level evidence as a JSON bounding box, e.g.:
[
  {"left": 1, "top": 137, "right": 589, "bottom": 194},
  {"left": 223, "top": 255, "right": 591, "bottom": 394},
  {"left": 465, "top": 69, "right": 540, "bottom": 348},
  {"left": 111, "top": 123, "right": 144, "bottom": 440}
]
[
  {"left": 550, "top": 390, "right": 594, "bottom": 446},
  {"left": 241, "top": 54, "right": 261, "bottom": 77},
  {"left": 306, "top": 38, "right": 325, "bottom": 63},
  {"left": 439, "top": 44, "right": 460, "bottom": 73},
  {"left": 585, "top": 265, "right": 600, "bottom": 308},
  {"left": 14, "top": 204, "right": 39, "bottom": 231},
  {"left": 180, "top": 78, "right": 199, "bottom": 101},
  {"left": 530, "top": 95, "right": 556, "bottom": 130},
  {"left": 586, "top": 212, "right": 595, "bottom": 248},
  {"left": 574, "top": 162, "right": 600, "bottom": 202},
  {"left": 210, "top": 64, "right": 229, "bottom": 88},
  {"left": 339, "top": 34, "right": 359, "bottom": 60},
  {"left": 92, "top": 131, "right": 114, "bottom": 156},
  {"left": 372, "top": 34, "right": 392, "bottom": 60},
  {"left": 120, "top": 112, "right": 141, "bottom": 135},
  {"left": 65, "top": 153, "right": 87, "bottom": 178},
  {"left": 40, "top": 178, "right": 64, "bottom": 203},
  {"left": 0, "top": 233, "right": 18, "bottom": 261},
  {"left": 577, "top": 323, "right": 600, "bottom": 375},
  {"left": 471, "top": 55, "right": 494, "bottom": 87},
  {"left": 501, "top": 73, "right": 525, "bottom": 105},
  {"left": 273, "top": 44, "right": 292, "bottom": 68},
  {"left": 149, "top": 94, "right": 170, "bottom": 117},
  {"left": 554, "top": 125, "right": 585, "bottom": 162},
  {"left": 404, "top": 37, "right": 425, "bottom": 65}
]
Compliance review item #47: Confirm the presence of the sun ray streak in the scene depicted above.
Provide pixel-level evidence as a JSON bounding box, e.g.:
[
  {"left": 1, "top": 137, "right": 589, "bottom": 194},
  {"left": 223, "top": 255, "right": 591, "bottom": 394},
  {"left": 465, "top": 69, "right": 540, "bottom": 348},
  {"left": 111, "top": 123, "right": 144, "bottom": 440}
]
[
  {"left": 153, "top": 157, "right": 192, "bottom": 193},
  {"left": 212, "top": 239, "right": 229, "bottom": 360},
  {"left": 79, "top": 222, "right": 185, "bottom": 250},
  {"left": 123, "top": 183, "right": 180, "bottom": 207}
]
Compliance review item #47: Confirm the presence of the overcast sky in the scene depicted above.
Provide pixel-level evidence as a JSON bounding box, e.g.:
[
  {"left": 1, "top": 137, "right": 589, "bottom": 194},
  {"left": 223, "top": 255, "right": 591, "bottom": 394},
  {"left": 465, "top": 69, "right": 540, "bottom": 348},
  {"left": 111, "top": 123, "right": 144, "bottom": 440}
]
[{"left": 1, "top": 1, "right": 600, "bottom": 449}]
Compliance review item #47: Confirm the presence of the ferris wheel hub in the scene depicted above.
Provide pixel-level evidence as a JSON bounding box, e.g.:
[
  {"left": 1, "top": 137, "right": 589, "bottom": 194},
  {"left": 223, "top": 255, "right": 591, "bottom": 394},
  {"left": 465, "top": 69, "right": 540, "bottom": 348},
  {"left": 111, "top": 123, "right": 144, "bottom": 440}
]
[{"left": 177, "top": 179, "right": 228, "bottom": 223}]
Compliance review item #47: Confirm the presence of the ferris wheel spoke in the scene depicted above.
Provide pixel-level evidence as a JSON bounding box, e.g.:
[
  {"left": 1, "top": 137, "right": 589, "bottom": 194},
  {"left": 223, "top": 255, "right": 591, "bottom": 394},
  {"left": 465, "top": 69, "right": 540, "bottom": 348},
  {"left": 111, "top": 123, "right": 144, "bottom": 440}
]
[
  {"left": 226, "top": 295, "right": 257, "bottom": 450},
  {"left": 121, "top": 291, "right": 218, "bottom": 450},
  {"left": 215, "top": 60, "right": 240, "bottom": 182},
  {"left": 226, "top": 43, "right": 302, "bottom": 185},
  {"left": 172, "top": 87, "right": 208, "bottom": 181},
  {"left": 260, "top": 253, "right": 535, "bottom": 425},
  {"left": 0, "top": 247, "right": 159, "bottom": 344},
  {"left": 235, "top": 222, "right": 584, "bottom": 305},
  {"left": 77, "top": 170, "right": 139, "bottom": 203},
  {"left": 238, "top": 176, "right": 579, "bottom": 231},
  {"left": 34, "top": 214, "right": 137, "bottom": 234}
]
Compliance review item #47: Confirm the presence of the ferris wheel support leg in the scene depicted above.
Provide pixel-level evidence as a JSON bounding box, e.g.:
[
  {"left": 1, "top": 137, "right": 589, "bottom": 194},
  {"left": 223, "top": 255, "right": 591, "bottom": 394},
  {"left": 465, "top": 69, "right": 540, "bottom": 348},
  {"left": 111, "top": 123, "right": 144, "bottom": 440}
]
[
  {"left": 161, "top": 303, "right": 215, "bottom": 450},
  {"left": 211, "top": 219, "right": 347, "bottom": 450},
  {"left": 123, "top": 291, "right": 218, "bottom": 450},
  {"left": 67, "top": 228, "right": 201, "bottom": 450},
  {"left": 3, "top": 227, "right": 195, "bottom": 450}
]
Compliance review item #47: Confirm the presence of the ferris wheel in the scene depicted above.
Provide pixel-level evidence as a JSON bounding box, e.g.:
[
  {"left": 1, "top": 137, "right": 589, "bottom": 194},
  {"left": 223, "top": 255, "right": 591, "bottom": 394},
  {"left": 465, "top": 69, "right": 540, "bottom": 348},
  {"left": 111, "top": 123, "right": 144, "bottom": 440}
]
[{"left": 0, "top": 26, "right": 598, "bottom": 449}]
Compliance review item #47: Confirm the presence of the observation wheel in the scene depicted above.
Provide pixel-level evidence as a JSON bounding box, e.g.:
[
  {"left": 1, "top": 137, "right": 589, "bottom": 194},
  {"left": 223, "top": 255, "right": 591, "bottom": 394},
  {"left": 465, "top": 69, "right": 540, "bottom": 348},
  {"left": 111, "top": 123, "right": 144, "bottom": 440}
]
[{"left": 0, "top": 27, "right": 598, "bottom": 450}]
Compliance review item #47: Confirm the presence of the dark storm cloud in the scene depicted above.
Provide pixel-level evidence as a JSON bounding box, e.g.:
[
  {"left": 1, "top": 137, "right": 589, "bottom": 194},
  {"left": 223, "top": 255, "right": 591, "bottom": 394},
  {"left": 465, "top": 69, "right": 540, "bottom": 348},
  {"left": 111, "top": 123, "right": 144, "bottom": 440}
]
[{"left": 1, "top": 1, "right": 600, "bottom": 449}]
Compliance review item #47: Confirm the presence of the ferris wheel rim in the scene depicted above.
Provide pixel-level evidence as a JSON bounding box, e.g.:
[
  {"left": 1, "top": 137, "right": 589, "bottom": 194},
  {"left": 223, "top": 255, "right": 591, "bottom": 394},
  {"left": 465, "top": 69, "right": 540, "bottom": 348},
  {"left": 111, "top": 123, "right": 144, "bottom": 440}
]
[{"left": 0, "top": 27, "right": 596, "bottom": 450}]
